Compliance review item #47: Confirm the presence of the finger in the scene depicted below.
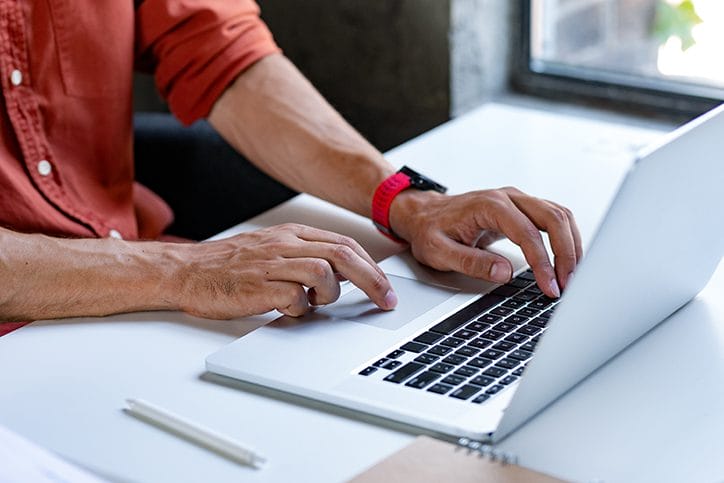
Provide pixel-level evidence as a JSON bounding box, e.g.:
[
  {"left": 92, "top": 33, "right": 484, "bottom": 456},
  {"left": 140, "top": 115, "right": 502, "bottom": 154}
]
[
  {"left": 550, "top": 201, "right": 583, "bottom": 262},
  {"left": 433, "top": 234, "right": 514, "bottom": 283},
  {"left": 265, "top": 258, "right": 340, "bottom": 306},
  {"left": 510, "top": 197, "right": 578, "bottom": 291},
  {"left": 289, "top": 240, "right": 397, "bottom": 311},
  {"left": 269, "top": 281, "right": 309, "bottom": 317},
  {"left": 485, "top": 195, "right": 560, "bottom": 298},
  {"left": 472, "top": 229, "right": 504, "bottom": 248},
  {"left": 287, "top": 224, "right": 386, "bottom": 278}
]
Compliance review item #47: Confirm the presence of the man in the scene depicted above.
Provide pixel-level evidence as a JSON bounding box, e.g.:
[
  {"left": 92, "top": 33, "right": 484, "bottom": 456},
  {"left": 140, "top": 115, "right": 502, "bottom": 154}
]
[{"left": 0, "top": 1, "right": 581, "bottom": 333}]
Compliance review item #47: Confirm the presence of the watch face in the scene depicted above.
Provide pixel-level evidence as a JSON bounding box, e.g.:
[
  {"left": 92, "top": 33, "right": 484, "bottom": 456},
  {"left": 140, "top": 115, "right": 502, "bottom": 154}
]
[{"left": 399, "top": 165, "right": 447, "bottom": 193}]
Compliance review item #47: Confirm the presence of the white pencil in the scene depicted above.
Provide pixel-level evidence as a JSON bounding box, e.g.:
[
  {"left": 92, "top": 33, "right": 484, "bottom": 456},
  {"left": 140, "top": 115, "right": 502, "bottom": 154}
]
[{"left": 124, "top": 398, "right": 266, "bottom": 469}]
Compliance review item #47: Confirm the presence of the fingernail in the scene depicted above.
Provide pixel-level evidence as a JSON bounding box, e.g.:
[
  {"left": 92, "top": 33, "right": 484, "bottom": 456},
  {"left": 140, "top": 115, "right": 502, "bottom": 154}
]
[
  {"left": 490, "top": 262, "right": 511, "bottom": 283},
  {"left": 383, "top": 289, "right": 398, "bottom": 310},
  {"left": 549, "top": 278, "right": 561, "bottom": 298}
]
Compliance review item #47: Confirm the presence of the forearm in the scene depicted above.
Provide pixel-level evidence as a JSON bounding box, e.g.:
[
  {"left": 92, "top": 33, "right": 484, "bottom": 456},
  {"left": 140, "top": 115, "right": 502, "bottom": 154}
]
[
  {"left": 208, "top": 54, "right": 394, "bottom": 219},
  {"left": 0, "top": 228, "right": 181, "bottom": 321}
]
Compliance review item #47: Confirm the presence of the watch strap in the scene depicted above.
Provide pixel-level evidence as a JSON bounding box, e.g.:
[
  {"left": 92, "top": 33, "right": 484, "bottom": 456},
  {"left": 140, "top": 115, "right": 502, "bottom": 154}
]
[{"left": 371, "top": 171, "right": 412, "bottom": 242}]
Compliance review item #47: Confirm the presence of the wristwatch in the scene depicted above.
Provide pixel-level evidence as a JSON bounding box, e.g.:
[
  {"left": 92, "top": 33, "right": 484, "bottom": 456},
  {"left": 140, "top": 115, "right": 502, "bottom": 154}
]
[{"left": 372, "top": 165, "right": 447, "bottom": 242}]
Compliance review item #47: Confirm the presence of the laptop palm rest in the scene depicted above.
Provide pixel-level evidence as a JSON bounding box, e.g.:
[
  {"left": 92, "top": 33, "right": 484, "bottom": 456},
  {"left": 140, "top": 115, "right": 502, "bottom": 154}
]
[{"left": 291, "top": 275, "right": 458, "bottom": 331}]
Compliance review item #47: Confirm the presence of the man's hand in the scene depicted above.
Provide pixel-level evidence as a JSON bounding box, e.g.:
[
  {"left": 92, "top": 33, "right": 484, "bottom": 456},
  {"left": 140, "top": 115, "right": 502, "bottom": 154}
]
[
  {"left": 389, "top": 187, "right": 582, "bottom": 298},
  {"left": 176, "top": 223, "right": 396, "bottom": 319}
]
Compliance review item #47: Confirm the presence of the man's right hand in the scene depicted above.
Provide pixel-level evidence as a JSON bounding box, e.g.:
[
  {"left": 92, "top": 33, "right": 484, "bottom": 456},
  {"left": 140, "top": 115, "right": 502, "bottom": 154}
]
[{"left": 174, "top": 223, "right": 397, "bottom": 319}]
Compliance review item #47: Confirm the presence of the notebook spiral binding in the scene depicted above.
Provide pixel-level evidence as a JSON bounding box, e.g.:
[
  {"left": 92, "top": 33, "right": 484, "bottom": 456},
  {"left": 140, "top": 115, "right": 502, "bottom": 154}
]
[{"left": 456, "top": 437, "right": 518, "bottom": 465}]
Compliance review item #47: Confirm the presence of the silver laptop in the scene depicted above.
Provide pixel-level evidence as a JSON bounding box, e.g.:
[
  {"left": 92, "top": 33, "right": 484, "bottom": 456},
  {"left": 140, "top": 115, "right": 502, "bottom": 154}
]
[{"left": 206, "top": 105, "right": 724, "bottom": 443}]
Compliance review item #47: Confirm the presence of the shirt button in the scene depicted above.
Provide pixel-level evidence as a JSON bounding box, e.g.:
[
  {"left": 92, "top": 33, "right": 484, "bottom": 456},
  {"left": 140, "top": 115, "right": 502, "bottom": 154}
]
[
  {"left": 109, "top": 230, "right": 123, "bottom": 240},
  {"left": 10, "top": 69, "right": 22, "bottom": 86},
  {"left": 37, "top": 160, "right": 52, "bottom": 177}
]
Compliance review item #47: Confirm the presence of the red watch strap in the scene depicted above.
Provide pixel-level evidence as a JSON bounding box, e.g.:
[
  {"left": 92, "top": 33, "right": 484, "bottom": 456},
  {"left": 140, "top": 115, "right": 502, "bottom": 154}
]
[{"left": 372, "top": 171, "right": 411, "bottom": 242}]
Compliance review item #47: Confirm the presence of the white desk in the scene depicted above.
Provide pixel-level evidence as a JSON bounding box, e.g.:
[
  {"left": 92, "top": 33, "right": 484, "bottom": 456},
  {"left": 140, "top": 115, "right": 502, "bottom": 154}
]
[{"left": 2, "top": 103, "right": 721, "bottom": 483}]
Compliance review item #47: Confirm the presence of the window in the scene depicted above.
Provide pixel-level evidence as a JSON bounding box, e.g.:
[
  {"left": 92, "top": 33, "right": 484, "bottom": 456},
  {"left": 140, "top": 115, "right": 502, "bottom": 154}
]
[{"left": 514, "top": 0, "right": 724, "bottom": 118}]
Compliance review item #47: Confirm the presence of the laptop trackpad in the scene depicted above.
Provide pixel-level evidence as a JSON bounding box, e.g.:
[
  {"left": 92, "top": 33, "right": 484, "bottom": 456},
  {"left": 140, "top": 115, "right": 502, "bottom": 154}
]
[{"left": 317, "top": 275, "right": 458, "bottom": 331}]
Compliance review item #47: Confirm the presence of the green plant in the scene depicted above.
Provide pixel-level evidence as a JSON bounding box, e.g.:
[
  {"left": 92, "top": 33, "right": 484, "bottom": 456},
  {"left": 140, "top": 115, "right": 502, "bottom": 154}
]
[{"left": 653, "top": 0, "right": 703, "bottom": 51}]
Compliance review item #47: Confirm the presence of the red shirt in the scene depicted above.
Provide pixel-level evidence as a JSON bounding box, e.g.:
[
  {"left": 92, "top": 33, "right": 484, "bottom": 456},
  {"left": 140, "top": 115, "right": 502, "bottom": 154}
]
[{"left": 0, "top": 0, "right": 280, "bottom": 335}]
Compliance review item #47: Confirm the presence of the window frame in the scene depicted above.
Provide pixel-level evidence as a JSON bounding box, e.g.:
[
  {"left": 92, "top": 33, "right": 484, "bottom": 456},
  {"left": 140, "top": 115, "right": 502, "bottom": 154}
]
[{"left": 511, "top": 0, "right": 723, "bottom": 121}]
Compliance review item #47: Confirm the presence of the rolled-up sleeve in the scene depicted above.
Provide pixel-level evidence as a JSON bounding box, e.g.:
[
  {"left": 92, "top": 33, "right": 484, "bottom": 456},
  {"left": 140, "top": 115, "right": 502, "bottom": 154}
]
[{"left": 135, "top": 0, "right": 280, "bottom": 125}]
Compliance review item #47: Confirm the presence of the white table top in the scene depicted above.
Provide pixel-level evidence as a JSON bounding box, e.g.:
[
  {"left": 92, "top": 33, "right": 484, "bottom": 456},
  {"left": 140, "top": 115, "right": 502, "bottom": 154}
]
[{"left": 2, "top": 102, "right": 720, "bottom": 483}]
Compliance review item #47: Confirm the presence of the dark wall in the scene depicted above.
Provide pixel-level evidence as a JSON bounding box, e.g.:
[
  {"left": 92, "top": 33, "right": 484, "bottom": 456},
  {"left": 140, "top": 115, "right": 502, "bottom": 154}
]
[
  {"left": 134, "top": 1, "right": 451, "bottom": 150},
  {"left": 259, "top": 0, "right": 450, "bottom": 151}
]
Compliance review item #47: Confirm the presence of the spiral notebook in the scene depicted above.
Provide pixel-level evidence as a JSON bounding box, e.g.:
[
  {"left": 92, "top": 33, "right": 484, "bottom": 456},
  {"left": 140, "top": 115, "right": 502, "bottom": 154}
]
[{"left": 348, "top": 436, "right": 568, "bottom": 483}]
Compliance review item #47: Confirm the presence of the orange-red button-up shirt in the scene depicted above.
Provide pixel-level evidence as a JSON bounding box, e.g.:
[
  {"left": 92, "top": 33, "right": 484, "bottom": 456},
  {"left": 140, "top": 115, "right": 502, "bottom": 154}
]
[
  {"left": 0, "top": 0, "right": 279, "bottom": 241},
  {"left": 0, "top": 0, "right": 280, "bottom": 336}
]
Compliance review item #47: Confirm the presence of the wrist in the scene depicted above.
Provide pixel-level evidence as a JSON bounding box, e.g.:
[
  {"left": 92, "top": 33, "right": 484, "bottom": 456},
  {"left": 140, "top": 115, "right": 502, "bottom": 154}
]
[
  {"left": 371, "top": 166, "right": 447, "bottom": 242},
  {"left": 388, "top": 189, "right": 445, "bottom": 242}
]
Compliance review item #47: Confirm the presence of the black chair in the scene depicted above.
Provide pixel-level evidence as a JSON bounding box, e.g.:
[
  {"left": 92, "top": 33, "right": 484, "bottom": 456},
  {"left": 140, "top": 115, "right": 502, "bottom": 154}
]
[{"left": 133, "top": 113, "right": 297, "bottom": 240}]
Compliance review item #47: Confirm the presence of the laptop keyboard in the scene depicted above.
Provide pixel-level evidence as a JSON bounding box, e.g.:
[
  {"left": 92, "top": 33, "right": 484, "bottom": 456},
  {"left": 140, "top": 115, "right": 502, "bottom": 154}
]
[{"left": 357, "top": 269, "right": 560, "bottom": 404}]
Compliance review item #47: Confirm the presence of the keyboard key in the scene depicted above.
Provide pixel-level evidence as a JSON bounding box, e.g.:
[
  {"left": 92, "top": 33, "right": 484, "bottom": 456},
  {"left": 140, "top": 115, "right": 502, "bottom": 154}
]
[
  {"left": 453, "top": 329, "right": 478, "bottom": 340},
  {"left": 440, "top": 337, "right": 465, "bottom": 348},
  {"left": 465, "top": 321, "right": 489, "bottom": 332},
  {"left": 470, "top": 375, "right": 495, "bottom": 386},
  {"left": 491, "top": 307, "right": 514, "bottom": 317},
  {"left": 472, "top": 394, "right": 491, "bottom": 404},
  {"left": 429, "top": 294, "right": 505, "bottom": 335},
  {"left": 512, "top": 366, "right": 525, "bottom": 376},
  {"left": 468, "top": 357, "right": 493, "bottom": 369},
  {"left": 481, "top": 330, "right": 505, "bottom": 341},
  {"left": 530, "top": 297, "right": 555, "bottom": 310},
  {"left": 468, "top": 338, "right": 493, "bottom": 349},
  {"left": 477, "top": 314, "right": 502, "bottom": 324},
  {"left": 508, "top": 349, "right": 533, "bottom": 361},
  {"left": 518, "top": 307, "right": 540, "bottom": 318},
  {"left": 505, "top": 315, "right": 529, "bottom": 325},
  {"left": 414, "top": 353, "right": 439, "bottom": 365},
  {"left": 427, "top": 383, "right": 453, "bottom": 394},
  {"left": 442, "top": 355, "right": 467, "bottom": 366},
  {"left": 450, "top": 384, "right": 481, "bottom": 400},
  {"left": 454, "top": 346, "right": 480, "bottom": 358},
  {"left": 507, "top": 277, "right": 532, "bottom": 289},
  {"left": 483, "top": 366, "right": 507, "bottom": 378},
  {"left": 428, "top": 345, "right": 453, "bottom": 356},
  {"left": 492, "top": 341, "right": 516, "bottom": 351},
  {"left": 383, "top": 362, "right": 425, "bottom": 383},
  {"left": 481, "top": 349, "right": 505, "bottom": 360},
  {"left": 529, "top": 317, "right": 548, "bottom": 328},
  {"left": 359, "top": 366, "right": 377, "bottom": 376},
  {"left": 383, "top": 360, "right": 402, "bottom": 370},
  {"left": 501, "top": 299, "right": 526, "bottom": 310},
  {"left": 387, "top": 349, "right": 405, "bottom": 359},
  {"left": 430, "top": 362, "right": 456, "bottom": 374},
  {"left": 414, "top": 331, "right": 444, "bottom": 345},
  {"left": 373, "top": 358, "right": 388, "bottom": 367},
  {"left": 521, "top": 341, "right": 537, "bottom": 352},
  {"left": 485, "top": 384, "right": 505, "bottom": 395},
  {"left": 500, "top": 375, "right": 518, "bottom": 385},
  {"left": 405, "top": 371, "right": 441, "bottom": 389},
  {"left": 518, "top": 270, "right": 536, "bottom": 281},
  {"left": 454, "top": 366, "right": 479, "bottom": 377},
  {"left": 540, "top": 309, "right": 555, "bottom": 320},
  {"left": 504, "top": 333, "right": 528, "bottom": 344},
  {"left": 441, "top": 375, "right": 466, "bottom": 386},
  {"left": 400, "top": 341, "right": 428, "bottom": 353},
  {"left": 517, "top": 324, "right": 542, "bottom": 336},
  {"left": 496, "top": 358, "right": 519, "bottom": 370},
  {"left": 513, "top": 292, "right": 538, "bottom": 302},
  {"left": 491, "top": 285, "right": 519, "bottom": 297},
  {"left": 492, "top": 322, "right": 516, "bottom": 333}
]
